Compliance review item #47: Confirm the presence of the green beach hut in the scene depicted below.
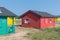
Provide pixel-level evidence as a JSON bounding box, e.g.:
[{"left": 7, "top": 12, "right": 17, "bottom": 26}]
[{"left": 0, "top": 7, "right": 17, "bottom": 35}]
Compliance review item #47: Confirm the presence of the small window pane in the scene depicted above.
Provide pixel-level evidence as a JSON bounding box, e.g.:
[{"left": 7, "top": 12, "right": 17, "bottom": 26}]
[
  {"left": 24, "top": 19, "right": 29, "bottom": 24},
  {"left": 50, "top": 18, "right": 52, "bottom": 23}
]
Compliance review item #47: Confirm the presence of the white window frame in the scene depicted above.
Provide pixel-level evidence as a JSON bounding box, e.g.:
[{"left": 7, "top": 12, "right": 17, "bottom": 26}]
[
  {"left": 50, "top": 18, "right": 52, "bottom": 23},
  {"left": 0, "top": 10, "right": 2, "bottom": 13},
  {"left": 24, "top": 19, "right": 29, "bottom": 24}
]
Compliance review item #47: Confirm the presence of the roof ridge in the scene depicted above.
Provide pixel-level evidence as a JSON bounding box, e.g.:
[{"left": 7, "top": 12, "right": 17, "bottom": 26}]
[
  {"left": 28, "top": 10, "right": 54, "bottom": 17},
  {"left": 0, "top": 7, "right": 17, "bottom": 16}
]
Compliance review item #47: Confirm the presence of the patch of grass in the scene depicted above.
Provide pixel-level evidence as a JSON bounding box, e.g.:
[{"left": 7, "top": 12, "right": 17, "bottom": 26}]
[{"left": 27, "top": 27, "right": 60, "bottom": 40}]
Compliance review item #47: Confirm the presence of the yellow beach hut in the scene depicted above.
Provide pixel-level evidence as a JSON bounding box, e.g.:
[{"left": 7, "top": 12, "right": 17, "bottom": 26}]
[{"left": 54, "top": 16, "right": 60, "bottom": 26}]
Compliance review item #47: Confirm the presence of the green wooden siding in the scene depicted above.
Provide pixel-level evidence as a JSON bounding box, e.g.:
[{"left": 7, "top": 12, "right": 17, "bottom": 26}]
[
  {"left": 8, "top": 17, "right": 15, "bottom": 33},
  {"left": 0, "top": 17, "right": 8, "bottom": 35},
  {"left": 0, "top": 17, "right": 15, "bottom": 36}
]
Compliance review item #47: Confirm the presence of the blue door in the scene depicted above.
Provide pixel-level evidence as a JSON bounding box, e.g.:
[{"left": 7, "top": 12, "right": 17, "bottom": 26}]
[{"left": 0, "top": 17, "right": 8, "bottom": 35}]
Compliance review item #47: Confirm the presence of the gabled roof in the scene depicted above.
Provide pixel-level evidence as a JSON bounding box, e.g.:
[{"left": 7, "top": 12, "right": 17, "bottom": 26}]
[
  {"left": 20, "top": 10, "right": 54, "bottom": 17},
  {"left": 0, "top": 7, "right": 17, "bottom": 16},
  {"left": 54, "top": 16, "right": 60, "bottom": 17}
]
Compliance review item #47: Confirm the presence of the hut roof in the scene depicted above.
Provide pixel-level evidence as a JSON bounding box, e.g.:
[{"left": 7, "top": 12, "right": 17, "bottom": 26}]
[
  {"left": 0, "top": 7, "right": 17, "bottom": 17},
  {"left": 20, "top": 10, "right": 54, "bottom": 17}
]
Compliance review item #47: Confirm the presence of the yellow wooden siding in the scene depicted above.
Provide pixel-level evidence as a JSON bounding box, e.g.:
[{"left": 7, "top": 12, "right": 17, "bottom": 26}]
[
  {"left": 54, "top": 17, "right": 60, "bottom": 21},
  {"left": 14, "top": 17, "right": 16, "bottom": 25},
  {"left": 7, "top": 17, "right": 13, "bottom": 26},
  {"left": 57, "top": 18, "right": 60, "bottom": 21},
  {"left": 54, "top": 17, "right": 57, "bottom": 21}
]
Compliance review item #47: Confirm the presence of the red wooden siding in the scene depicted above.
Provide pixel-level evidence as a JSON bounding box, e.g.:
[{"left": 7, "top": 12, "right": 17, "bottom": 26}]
[
  {"left": 22, "top": 12, "right": 40, "bottom": 28},
  {"left": 40, "top": 18, "right": 55, "bottom": 28},
  {"left": 21, "top": 11, "right": 55, "bottom": 29}
]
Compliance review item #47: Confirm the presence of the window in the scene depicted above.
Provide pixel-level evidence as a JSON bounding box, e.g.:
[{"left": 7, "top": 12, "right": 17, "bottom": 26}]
[
  {"left": 50, "top": 18, "right": 52, "bottom": 23},
  {"left": 24, "top": 19, "right": 29, "bottom": 24},
  {"left": 0, "top": 10, "right": 2, "bottom": 13}
]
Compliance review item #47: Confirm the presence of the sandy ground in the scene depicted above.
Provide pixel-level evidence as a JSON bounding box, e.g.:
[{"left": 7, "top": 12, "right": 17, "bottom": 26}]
[{"left": 0, "top": 27, "right": 30, "bottom": 40}]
